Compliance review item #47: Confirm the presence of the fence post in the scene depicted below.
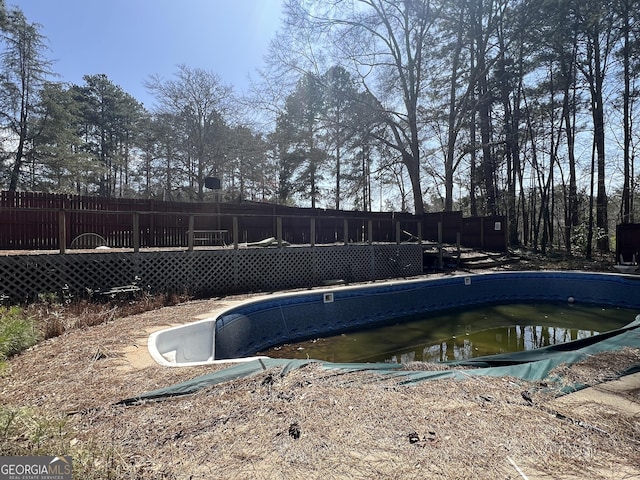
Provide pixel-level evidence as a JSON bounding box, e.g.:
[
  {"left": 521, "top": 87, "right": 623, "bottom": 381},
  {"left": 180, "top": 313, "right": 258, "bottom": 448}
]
[
  {"left": 343, "top": 218, "right": 349, "bottom": 245},
  {"left": 187, "top": 215, "right": 194, "bottom": 251},
  {"left": 503, "top": 217, "right": 508, "bottom": 252},
  {"left": 233, "top": 216, "right": 239, "bottom": 250},
  {"left": 132, "top": 212, "right": 140, "bottom": 252},
  {"left": 417, "top": 220, "right": 423, "bottom": 245},
  {"left": 395, "top": 220, "right": 401, "bottom": 244},
  {"left": 277, "top": 216, "right": 283, "bottom": 247},
  {"left": 310, "top": 218, "right": 316, "bottom": 247},
  {"left": 438, "top": 221, "right": 443, "bottom": 269},
  {"left": 58, "top": 209, "right": 66, "bottom": 254},
  {"left": 368, "top": 220, "right": 373, "bottom": 246}
]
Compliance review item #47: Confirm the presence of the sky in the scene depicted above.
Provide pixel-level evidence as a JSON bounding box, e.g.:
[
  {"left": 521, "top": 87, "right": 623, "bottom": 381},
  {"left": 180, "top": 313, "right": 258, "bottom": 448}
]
[{"left": 11, "top": 0, "right": 284, "bottom": 108}]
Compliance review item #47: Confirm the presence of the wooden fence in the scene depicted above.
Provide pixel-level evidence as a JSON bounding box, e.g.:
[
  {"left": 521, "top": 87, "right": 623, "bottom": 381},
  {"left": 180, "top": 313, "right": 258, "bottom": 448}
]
[{"left": 0, "top": 191, "right": 507, "bottom": 252}]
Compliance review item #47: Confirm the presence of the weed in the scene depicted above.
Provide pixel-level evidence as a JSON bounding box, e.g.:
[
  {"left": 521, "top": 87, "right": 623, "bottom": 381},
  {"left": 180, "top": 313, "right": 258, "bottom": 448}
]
[
  {"left": 24, "top": 291, "right": 190, "bottom": 341},
  {"left": 1, "top": 291, "right": 189, "bottom": 365},
  {"left": 0, "top": 306, "right": 39, "bottom": 361},
  {"left": 0, "top": 406, "right": 129, "bottom": 479}
]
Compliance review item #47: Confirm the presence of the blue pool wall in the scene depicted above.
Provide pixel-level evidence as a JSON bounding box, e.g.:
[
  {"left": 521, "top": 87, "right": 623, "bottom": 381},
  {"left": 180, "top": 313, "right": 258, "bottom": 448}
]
[{"left": 213, "top": 271, "right": 640, "bottom": 359}]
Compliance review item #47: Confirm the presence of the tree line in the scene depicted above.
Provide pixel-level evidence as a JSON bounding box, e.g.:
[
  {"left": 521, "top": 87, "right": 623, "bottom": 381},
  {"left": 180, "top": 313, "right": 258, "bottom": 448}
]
[{"left": 1, "top": 0, "right": 639, "bottom": 257}]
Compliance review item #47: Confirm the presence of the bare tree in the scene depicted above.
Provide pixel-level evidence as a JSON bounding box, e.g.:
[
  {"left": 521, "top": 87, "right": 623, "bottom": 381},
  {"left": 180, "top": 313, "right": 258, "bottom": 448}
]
[
  {"left": 145, "top": 65, "right": 233, "bottom": 201},
  {"left": 277, "top": 0, "right": 440, "bottom": 215}
]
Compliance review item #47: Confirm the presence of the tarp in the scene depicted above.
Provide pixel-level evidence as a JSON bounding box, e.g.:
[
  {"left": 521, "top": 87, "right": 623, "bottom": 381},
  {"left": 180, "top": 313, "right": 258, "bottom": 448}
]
[{"left": 118, "top": 316, "right": 640, "bottom": 406}]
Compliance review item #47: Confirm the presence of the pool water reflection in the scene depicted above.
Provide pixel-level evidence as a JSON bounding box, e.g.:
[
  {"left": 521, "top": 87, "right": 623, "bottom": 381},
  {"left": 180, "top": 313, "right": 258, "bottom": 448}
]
[{"left": 260, "top": 302, "right": 637, "bottom": 363}]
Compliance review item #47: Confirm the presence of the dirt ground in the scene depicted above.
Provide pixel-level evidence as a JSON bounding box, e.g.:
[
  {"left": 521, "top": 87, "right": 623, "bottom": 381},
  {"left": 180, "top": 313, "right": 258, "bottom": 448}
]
[{"left": 1, "top": 251, "right": 640, "bottom": 479}]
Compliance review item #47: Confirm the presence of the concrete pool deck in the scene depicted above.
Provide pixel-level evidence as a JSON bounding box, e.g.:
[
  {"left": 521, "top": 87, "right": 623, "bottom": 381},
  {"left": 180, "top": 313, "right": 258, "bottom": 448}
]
[{"left": 551, "top": 371, "right": 640, "bottom": 417}]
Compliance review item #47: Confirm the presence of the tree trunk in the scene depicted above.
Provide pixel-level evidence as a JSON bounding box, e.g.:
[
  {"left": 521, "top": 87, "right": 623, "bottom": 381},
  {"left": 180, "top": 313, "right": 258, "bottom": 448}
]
[
  {"left": 444, "top": 8, "right": 465, "bottom": 212},
  {"left": 9, "top": 141, "right": 25, "bottom": 191},
  {"left": 469, "top": 107, "right": 478, "bottom": 217},
  {"left": 405, "top": 153, "right": 424, "bottom": 216},
  {"left": 335, "top": 143, "right": 341, "bottom": 210},
  {"left": 473, "top": 2, "right": 496, "bottom": 216},
  {"left": 586, "top": 139, "right": 596, "bottom": 259},
  {"left": 479, "top": 86, "right": 495, "bottom": 215},
  {"left": 621, "top": 0, "right": 632, "bottom": 224},
  {"left": 592, "top": 40, "right": 609, "bottom": 252}
]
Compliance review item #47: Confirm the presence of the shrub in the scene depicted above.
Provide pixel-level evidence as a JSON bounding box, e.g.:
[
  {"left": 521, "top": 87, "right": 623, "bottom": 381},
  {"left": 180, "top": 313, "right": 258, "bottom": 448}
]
[
  {"left": 0, "top": 306, "right": 39, "bottom": 361},
  {"left": 571, "top": 223, "right": 608, "bottom": 255}
]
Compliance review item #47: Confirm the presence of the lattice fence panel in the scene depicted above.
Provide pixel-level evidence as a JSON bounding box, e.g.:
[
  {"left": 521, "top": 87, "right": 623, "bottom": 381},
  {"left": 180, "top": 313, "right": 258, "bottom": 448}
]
[
  {"left": 312, "top": 246, "right": 371, "bottom": 282},
  {"left": 234, "top": 248, "right": 317, "bottom": 291},
  {"left": 0, "top": 253, "right": 139, "bottom": 302},
  {"left": 137, "top": 251, "right": 236, "bottom": 295},
  {"left": 373, "top": 244, "right": 424, "bottom": 279},
  {"left": 0, "top": 245, "right": 423, "bottom": 303}
]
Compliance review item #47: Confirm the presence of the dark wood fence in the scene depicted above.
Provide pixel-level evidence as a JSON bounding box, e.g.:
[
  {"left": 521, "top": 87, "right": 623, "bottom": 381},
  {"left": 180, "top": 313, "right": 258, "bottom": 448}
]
[{"left": 0, "top": 191, "right": 507, "bottom": 252}]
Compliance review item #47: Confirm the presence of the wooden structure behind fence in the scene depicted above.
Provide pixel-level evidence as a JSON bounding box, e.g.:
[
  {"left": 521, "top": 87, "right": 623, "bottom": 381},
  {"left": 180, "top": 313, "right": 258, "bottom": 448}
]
[
  {"left": 0, "top": 191, "right": 507, "bottom": 252},
  {"left": 616, "top": 223, "right": 640, "bottom": 263}
]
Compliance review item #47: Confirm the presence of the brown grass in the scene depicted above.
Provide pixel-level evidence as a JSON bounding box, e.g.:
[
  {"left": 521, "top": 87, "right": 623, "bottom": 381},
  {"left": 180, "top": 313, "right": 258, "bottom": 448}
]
[
  {"left": 1, "top": 295, "right": 639, "bottom": 479},
  {"left": 550, "top": 348, "right": 640, "bottom": 388},
  {"left": 24, "top": 291, "right": 190, "bottom": 340}
]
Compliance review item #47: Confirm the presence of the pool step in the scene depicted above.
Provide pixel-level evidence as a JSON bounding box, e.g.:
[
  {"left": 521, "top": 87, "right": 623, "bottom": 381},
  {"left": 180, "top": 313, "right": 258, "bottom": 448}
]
[
  {"left": 423, "top": 246, "right": 520, "bottom": 271},
  {"left": 460, "top": 252, "right": 520, "bottom": 269}
]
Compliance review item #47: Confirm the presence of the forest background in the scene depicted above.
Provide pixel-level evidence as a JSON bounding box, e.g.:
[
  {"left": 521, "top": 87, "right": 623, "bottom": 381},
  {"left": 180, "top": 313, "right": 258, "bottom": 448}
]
[{"left": 1, "top": 0, "right": 639, "bottom": 258}]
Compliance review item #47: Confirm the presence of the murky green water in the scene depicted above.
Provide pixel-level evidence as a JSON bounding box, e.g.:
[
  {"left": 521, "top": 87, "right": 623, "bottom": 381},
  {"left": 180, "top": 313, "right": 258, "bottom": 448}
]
[{"left": 260, "top": 302, "right": 638, "bottom": 363}]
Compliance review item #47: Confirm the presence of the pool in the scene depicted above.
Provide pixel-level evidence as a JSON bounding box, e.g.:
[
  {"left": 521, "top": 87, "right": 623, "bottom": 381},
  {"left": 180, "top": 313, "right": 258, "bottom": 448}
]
[
  {"left": 148, "top": 271, "right": 640, "bottom": 366},
  {"left": 259, "top": 302, "right": 637, "bottom": 363}
]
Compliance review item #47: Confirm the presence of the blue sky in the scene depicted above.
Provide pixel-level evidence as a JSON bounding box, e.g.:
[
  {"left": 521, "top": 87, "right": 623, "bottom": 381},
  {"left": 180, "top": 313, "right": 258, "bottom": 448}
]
[{"left": 11, "top": 0, "right": 284, "bottom": 107}]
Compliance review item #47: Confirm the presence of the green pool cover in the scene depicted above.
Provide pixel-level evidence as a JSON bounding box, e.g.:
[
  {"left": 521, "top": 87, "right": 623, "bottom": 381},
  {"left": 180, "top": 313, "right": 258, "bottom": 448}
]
[{"left": 118, "top": 316, "right": 640, "bottom": 406}]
